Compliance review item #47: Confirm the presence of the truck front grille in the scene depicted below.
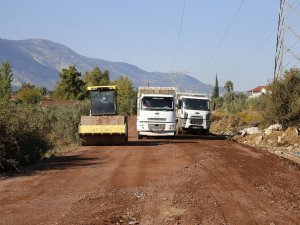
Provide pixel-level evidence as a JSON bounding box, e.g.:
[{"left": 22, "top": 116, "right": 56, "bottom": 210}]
[
  {"left": 148, "top": 124, "right": 166, "bottom": 131},
  {"left": 190, "top": 116, "right": 203, "bottom": 125}
]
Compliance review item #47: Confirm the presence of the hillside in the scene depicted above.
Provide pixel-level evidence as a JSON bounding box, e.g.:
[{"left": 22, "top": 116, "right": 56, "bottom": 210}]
[{"left": 0, "top": 38, "right": 215, "bottom": 93}]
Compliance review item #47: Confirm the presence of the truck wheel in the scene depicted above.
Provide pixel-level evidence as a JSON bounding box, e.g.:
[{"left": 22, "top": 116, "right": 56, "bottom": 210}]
[
  {"left": 138, "top": 132, "right": 143, "bottom": 139},
  {"left": 202, "top": 129, "right": 209, "bottom": 135},
  {"left": 125, "top": 121, "right": 129, "bottom": 143}
]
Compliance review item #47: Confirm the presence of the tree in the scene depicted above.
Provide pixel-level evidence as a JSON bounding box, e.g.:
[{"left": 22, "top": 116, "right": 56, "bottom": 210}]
[
  {"left": 0, "top": 61, "right": 13, "bottom": 101},
  {"left": 223, "top": 80, "right": 236, "bottom": 113},
  {"left": 38, "top": 87, "right": 48, "bottom": 96},
  {"left": 52, "top": 65, "right": 85, "bottom": 100},
  {"left": 83, "top": 67, "right": 110, "bottom": 87},
  {"left": 112, "top": 76, "right": 136, "bottom": 115},
  {"left": 212, "top": 74, "right": 219, "bottom": 98},
  {"left": 261, "top": 68, "right": 300, "bottom": 127},
  {"left": 17, "top": 83, "right": 43, "bottom": 104},
  {"left": 224, "top": 80, "right": 233, "bottom": 94}
]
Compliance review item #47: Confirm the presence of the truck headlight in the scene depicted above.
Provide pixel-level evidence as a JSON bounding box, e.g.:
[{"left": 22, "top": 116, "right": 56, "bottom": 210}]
[
  {"left": 184, "top": 112, "right": 188, "bottom": 119},
  {"left": 206, "top": 113, "right": 210, "bottom": 120}
]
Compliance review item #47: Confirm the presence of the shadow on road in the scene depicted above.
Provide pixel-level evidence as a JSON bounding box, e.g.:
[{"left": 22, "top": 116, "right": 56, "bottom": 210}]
[
  {"left": 1, "top": 155, "right": 105, "bottom": 179},
  {"left": 128, "top": 140, "right": 198, "bottom": 146},
  {"left": 127, "top": 133, "right": 229, "bottom": 146},
  {"left": 127, "top": 140, "right": 164, "bottom": 146},
  {"left": 175, "top": 133, "right": 230, "bottom": 140}
]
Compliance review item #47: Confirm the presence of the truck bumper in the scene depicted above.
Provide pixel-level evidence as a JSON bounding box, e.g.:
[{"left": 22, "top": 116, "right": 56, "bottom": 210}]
[
  {"left": 139, "top": 131, "right": 175, "bottom": 136},
  {"left": 181, "top": 119, "right": 210, "bottom": 130}
]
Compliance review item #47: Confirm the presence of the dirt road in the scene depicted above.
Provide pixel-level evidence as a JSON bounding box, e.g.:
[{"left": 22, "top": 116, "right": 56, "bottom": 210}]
[{"left": 0, "top": 117, "right": 300, "bottom": 225}]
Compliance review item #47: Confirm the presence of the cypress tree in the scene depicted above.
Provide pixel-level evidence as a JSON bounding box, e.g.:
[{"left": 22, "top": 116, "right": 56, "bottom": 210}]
[
  {"left": 212, "top": 74, "right": 219, "bottom": 98},
  {"left": 0, "top": 61, "right": 13, "bottom": 101}
]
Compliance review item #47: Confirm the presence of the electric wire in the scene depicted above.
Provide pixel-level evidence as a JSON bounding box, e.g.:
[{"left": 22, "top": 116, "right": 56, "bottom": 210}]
[
  {"left": 200, "top": 0, "right": 246, "bottom": 75},
  {"left": 172, "top": 0, "right": 187, "bottom": 71},
  {"left": 227, "top": 1, "right": 300, "bottom": 78},
  {"left": 227, "top": 31, "right": 276, "bottom": 77}
]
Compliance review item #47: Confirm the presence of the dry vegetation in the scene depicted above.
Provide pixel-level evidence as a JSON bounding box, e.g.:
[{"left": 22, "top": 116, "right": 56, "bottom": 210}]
[{"left": 210, "top": 110, "right": 300, "bottom": 164}]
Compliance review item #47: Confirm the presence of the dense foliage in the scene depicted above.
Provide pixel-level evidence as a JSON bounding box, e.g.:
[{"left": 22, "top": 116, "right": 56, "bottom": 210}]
[
  {"left": 17, "top": 83, "right": 45, "bottom": 104},
  {"left": 211, "top": 68, "right": 300, "bottom": 129},
  {"left": 259, "top": 68, "right": 300, "bottom": 128},
  {"left": 52, "top": 65, "right": 85, "bottom": 100},
  {"left": 83, "top": 67, "right": 110, "bottom": 87},
  {"left": 0, "top": 101, "right": 89, "bottom": 171},
  {"left": 0, "top": 103, "right": 50, "bottom": 170},
  {"left": 112, "top": 76, "right": 136, "bottom": 115},
  {"left": 0, "top": 61, "right": 13, "bottom": 101}
]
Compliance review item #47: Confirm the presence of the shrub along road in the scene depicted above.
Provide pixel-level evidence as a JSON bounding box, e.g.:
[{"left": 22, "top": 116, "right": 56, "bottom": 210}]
[{"left": 0, "top": 117, "right": 299, "bottom": 224}]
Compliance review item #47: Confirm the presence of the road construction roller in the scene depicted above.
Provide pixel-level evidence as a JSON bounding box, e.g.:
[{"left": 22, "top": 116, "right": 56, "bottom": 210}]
[{"left": 79, "top": 86, "right": 128, "bottom": 145}]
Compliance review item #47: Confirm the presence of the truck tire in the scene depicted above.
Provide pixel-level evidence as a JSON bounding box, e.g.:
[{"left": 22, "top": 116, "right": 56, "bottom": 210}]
[
  {"left": 201, "top": 129, "right": 209, "bottom": 135},
  {"left": 125, "top": 120, "right": 128, "bottom": 143},
  {"left": 138, "top": 132, "right": 143, "bottom": 139}
]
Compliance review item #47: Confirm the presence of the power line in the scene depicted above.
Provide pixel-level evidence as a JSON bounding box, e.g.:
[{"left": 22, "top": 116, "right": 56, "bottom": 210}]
[
  {"left": 172, "top": 0, "right": 187, "bottom": 70},
  {"left": 200, "top": 0, "right": 247, "bottom": 75},
  {"left": 227, "top": 1, "right": 300, "bottom": 78},
  {"left": 227, "top": 31, "right": 276, "bottom": 77}
]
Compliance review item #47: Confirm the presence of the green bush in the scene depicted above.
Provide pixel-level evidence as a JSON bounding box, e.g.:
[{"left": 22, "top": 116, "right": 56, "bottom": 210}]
[
  {"left": 0, "top": 102, "right": 51, "bottom": 170},
  {"left": 45, "top": 100, "right": 90, "bottom": 145},
  {"left": 211, "top": 93, "right": 248, "bottom": 114},
  {"left": 259, "top": 69, "right": 300, "bottom": 128},
  {"left": 0, "top": 100, "right": 90, "bottom": 171}
]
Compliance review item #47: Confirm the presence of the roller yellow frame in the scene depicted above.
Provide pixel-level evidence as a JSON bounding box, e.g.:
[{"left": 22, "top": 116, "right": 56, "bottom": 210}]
[{"left": 79, "top": 125, "right": 126, "bottom": 135}]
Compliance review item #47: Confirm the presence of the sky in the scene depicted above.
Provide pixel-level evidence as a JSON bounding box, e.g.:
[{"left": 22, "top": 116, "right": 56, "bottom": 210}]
[{"left": 0, "top": 0, "right": 285, "bottom": 91}]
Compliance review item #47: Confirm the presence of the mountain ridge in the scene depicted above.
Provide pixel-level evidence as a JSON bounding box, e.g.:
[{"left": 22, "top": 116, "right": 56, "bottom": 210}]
[{"left": 0, "top": 38, "right": 215, "bottom": 93}]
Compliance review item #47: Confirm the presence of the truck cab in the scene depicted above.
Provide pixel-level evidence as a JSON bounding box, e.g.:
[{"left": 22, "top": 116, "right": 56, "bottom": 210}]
[
  {"left": 137, "top": 87, "right": 176, "bottom": 139},
  {"left": 177, "top": 93, "right": 211, "bottom": 134}
]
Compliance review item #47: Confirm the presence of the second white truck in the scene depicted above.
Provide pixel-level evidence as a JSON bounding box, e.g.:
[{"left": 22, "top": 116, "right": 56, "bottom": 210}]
[
  {"left": 176, "top": 92, "right": 211, "bottom": 134},
  {"left": 137, "top": 87, "right": 177, "bottom": 139}
]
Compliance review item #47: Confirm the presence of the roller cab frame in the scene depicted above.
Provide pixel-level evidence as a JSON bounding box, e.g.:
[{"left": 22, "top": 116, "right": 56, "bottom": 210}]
[{"left": 79, "top": 85, "right": 128, "bottom": 146}]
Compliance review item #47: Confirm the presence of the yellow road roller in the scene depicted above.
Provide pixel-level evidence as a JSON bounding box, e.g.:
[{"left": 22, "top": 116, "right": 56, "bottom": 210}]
[{"left": 79, "top": 85, "right": 128, "bottom": 145}]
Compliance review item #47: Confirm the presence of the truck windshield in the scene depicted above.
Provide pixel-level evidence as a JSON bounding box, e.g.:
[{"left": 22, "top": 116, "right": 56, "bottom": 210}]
[
  {"left": 183, "top": 98, "right": 209, "bottom": 111},
  {"left": 141, "top": 96, "right": 173, "bottom": 111}
]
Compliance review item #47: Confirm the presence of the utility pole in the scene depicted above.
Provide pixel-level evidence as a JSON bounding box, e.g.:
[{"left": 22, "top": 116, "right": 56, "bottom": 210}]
[{"left": 274, "top": 0, "right": 300, "bottom": 79}]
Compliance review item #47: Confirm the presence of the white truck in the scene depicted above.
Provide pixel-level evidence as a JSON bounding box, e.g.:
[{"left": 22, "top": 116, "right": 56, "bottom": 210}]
[
  {"left": 176, "top": 92, "right": 211, "bottom": 134},
  {"left": 137, "top": 87, "right": 177, "bottom": 139}
]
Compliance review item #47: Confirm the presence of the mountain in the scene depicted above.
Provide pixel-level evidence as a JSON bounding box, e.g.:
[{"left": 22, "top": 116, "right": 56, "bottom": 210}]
[{"left": 0, "top": 38, "right": 214, "bottom": 93}]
